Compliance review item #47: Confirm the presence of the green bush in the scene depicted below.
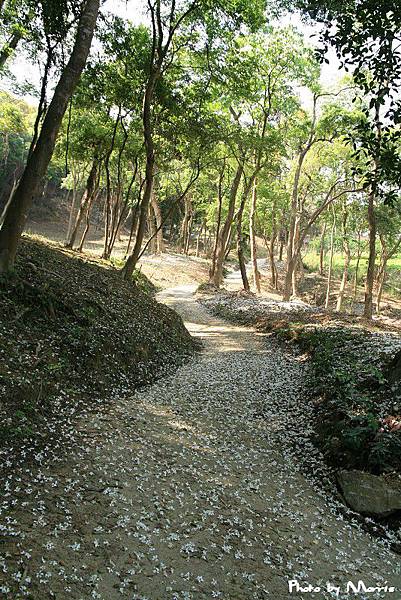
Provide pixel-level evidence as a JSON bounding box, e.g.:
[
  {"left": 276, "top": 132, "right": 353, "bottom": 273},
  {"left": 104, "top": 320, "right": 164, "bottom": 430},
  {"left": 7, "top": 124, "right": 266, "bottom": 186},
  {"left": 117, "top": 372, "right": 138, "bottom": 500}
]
[{"left": 296, "top": 327, "right": 401, "bottom": 474}]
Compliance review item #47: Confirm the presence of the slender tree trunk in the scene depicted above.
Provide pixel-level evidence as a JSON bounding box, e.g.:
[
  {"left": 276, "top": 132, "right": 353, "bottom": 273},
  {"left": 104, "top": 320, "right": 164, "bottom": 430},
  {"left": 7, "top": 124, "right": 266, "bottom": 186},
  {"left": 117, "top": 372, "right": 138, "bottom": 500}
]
[
  {"left": 151, "top": 193, "right": 163, "bottom": 254},
  {"left": 325, "top": 211, "right": 336, "bottom": 310},
  {"left": 282, "top": 99, "right": 319, "bottom": 300},
  {"left": 148, "top": 208, "right": 157, "bottom": 254},
  {"left": 0, "top": 0, "right": 100, "bottom": 272},
  {"left": 224, "top": 226, "right": 234, "bottom": 261},
  {"left": 336, "top": 245, "right": 350, "bottom": 312},
  {"left": 203, "top": 224, "right": 208, "bottom": 256},
  {"left": 185, "top": 217, "right": 192, "bottom": 255},
  {"left": 125, "top": 207, "right": 139, "bottom": 258},
  {"left": 336, "top": 206, "right": 350, "bottom": 312},
  {"left": 210, "top": 161, "right": 243, "bottom": 287},
  {"left": 267, "top": 205, "right": 278, "bottom": 288},
  {"left": 279, "top": 238, "right": 284, "bottom": 262},
  {"left": 235, "top": 171, "right": 258, "bottom": 293},
  {"left": 196, "top": 221, "right": 205, "bottom": 257},
  {"left": 319, "top": 222, "right": 326, "bottom": 276},
  {"left": 65, "top": 159, "right": 98, "bottom": 249},
  {"left": 268, "top": 238, "right": 277, "bottom": 288},
  {"left": 376, "top": 267, "right": 387, "bottom": 314},
  {"left": 284, "top": 150, "right": 307, "bottom": 301},
  {"left": 180, "top": 195, "right": 192, "bottom": 254},
  {"left": 297, "top": 254, "right": 305, "bottom": 285},
  {"left": 249, "top": 177, "right": 260, "bottom": 293},
  {"left": 122, "top": 62, "right": 159, "bottom": 280},
  {"left": 106, "top": 192, "right": 129, "bottom": 258},
  {"left": 291, "top": 218, "right": 301, "bottom": 297},
  {"left": 363, "top": 190, "right": 376, "bottom": 319},
  {"left": 376, "top": 234, "right": 401, "bottom": 313},
  {"left": 283, "top": 221, "right": 301, "bottom": 300},
  {"left": 77, "top": 190, "right": 99, "bottom": 253},
  {"left": 210, "top": 178, "right": 224, "bottom": 279},
  {"left": 353, "top": 231, "right": 362, "bottom": 301},
  {"left": 0, "top": 175, "right": 18, "bottom": 228},
  {"left": 283, "top": 258, "right": 295, "bottom": 301},
  {"left": 236, "top": 193, "right": 250, "bottom": 293},
  {"left": 65, "top": 187, "right": 77, "bottom": 242},
  {"left": 148, "top": 204, "right": 157, "bottom": 254}
]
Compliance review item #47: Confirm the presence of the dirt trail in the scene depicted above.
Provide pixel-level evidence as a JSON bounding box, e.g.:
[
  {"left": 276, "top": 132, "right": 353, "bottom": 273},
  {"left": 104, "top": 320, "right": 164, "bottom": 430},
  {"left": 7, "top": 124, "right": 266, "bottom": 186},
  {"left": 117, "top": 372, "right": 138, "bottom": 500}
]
[{"left": 2, "top": 285, "right": 401, "bottom": 600}]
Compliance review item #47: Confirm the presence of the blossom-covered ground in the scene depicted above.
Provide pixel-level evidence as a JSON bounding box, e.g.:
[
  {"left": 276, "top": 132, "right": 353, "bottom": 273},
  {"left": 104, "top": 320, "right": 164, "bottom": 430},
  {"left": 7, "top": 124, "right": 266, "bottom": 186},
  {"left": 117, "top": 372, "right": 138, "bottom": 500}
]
[
  {"left": 0, "top": 237, "right": 195, "bottom": 448},
  {"left": 2, "top": 284, "right": 401, "bottom": 599},
  {"left": 201, "top": 289, "right": 401, "bottom": 473}
]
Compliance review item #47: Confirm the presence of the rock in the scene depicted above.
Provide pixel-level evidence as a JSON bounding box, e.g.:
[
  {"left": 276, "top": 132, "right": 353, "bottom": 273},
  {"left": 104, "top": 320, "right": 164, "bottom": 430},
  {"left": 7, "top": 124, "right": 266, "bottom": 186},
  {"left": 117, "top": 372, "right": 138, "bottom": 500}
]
[{"left": 337, "top": 470, "right": 401, "bottom": 517}]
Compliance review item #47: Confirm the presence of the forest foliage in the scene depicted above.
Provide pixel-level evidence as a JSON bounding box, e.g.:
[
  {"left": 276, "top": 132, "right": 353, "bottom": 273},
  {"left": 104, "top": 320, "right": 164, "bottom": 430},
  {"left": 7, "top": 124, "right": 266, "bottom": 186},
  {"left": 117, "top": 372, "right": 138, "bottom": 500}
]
[{"left": 0, "top": 0, "right": 400, "bottom": 317}]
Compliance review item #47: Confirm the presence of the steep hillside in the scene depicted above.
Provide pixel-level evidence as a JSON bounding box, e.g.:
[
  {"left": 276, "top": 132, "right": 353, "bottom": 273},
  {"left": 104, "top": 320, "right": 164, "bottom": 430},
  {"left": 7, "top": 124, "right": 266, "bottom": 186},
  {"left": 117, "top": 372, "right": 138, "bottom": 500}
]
[{"left": 0, "top": 236, "right": 196, "bottom": 456}]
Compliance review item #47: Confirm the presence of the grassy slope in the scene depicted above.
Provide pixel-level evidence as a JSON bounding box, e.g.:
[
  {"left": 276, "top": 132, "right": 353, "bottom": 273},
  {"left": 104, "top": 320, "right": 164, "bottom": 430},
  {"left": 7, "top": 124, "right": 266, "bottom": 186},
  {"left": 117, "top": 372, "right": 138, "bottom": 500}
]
[{"left": 0, "top": 236, "right": 196, "bottom": 450}]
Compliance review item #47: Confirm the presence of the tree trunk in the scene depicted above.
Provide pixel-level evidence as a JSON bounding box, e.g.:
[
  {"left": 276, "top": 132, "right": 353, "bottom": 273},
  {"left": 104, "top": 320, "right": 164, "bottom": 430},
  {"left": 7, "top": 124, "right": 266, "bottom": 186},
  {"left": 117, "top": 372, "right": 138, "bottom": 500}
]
[
  {"left": 65, "top": 187, "right": 76, "bottom": 242},
  {"left": 363, "top": 190, "right": 376, "bottom": 319},
  {"left": 236, "top": 193, "right": 250, "bottom": 293},
  {"left": 77, "top": 190, "right": 99, "bottom": 253},
  {"left": 203, "top": 224, "right": 208, "bottom": 256},
  {"left": 148, "top": 204, "right": 157, "bottom": 254},
  {"left": 283, "top": 257, "right": 297, "bottom": 300},
  {"left": 353, "top": 231, "right": 362, "bottom": 301},
  {"left": 180, "top": 195, "right": 192, "bottom": 254},
  {"left": 196, "top": 221, "right": 205, "bottom": 257},
  {"left": 336, "top": 245, "right": 350, "bottom": 312},
  {"left": 224, "top": 226, "right": 234, "bottom": 261},
  {"left": 267, "top": 204, "right": 278, "bottom": 289},
  {"left": 376, "top": 269, "right": 386, "bottom": 314},
  {"left": 151, "top": 193, "right": 163, "bottom": 254},
  {"left": 0, "top": 175, "right": 18, "bottom": 228},
  {"left": 125, "top": 206, "right": 139, "bottom": 258},
  {"left": 268, "top": 238, "right": 277, "bottom": 289},
  {"left": 210, "top": 161, "right": 243, "bottom": 287},
  {"left": 297, "top": 254, "right": 305, "bottom": 285},
  {"left": 283, "top": 149, "right": 307, "bottom": 301},
  {"left": 279, "top": 238, "right": 284, "bottom": 262},
  {"left": 65, "top": 159, "right": 98, "bottom": 249},
  {"left": 283, "top": 225, "right": 301, "bottom": 301},
  {"left": 376, "top": 264, "right": 387, "bottom": 314},
  {"left": 319, "top": 222, "right": 326, "bottom": 276},
  {"left": 185, "top": 217, "right": 192, "bottom": 255},
  {"left": 336, "top": 205, "right": 350, "bottom": 312},
  {"left": 291, "top": 218, "right": 301, "bottom": 297},
  {"left": 325, "top": 211, "right": 336, "bottom": 310},
  {"left": 210, "top": 179, "right": 223, "bottom": 279},
  {"left": 122, "top": 56, "right": 160, "bottom": 280},
  {"left": 376, "top": 234, "right": 401, "bottom": 313},
  {"left": 0, "top": 0, "right": 99, "bottom": 272},
  {"left": 249, "top": 177, "right": 260, "bottom": 293}
]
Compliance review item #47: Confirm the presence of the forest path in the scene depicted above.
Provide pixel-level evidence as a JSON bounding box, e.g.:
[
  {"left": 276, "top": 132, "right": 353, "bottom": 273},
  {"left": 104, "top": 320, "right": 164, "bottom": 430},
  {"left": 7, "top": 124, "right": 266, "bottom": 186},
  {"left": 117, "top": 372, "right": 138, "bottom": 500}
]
[{"left": 3, "top": 285, "right": 401, "bottom": 600}]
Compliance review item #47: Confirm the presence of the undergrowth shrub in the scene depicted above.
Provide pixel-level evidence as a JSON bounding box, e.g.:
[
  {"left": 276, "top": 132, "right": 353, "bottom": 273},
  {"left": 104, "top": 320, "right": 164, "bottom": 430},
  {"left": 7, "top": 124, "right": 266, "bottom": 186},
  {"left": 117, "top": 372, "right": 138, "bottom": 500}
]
[{"left": 294, "top": 327, "right": 401, "bottom": 474}]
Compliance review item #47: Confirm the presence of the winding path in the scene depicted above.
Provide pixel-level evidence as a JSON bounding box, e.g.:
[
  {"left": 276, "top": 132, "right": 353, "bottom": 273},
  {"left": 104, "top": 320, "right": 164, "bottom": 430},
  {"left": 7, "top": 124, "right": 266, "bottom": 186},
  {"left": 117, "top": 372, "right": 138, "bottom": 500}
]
[{"left": 2, "top": 285, "right": 401, "bottom": 599}]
